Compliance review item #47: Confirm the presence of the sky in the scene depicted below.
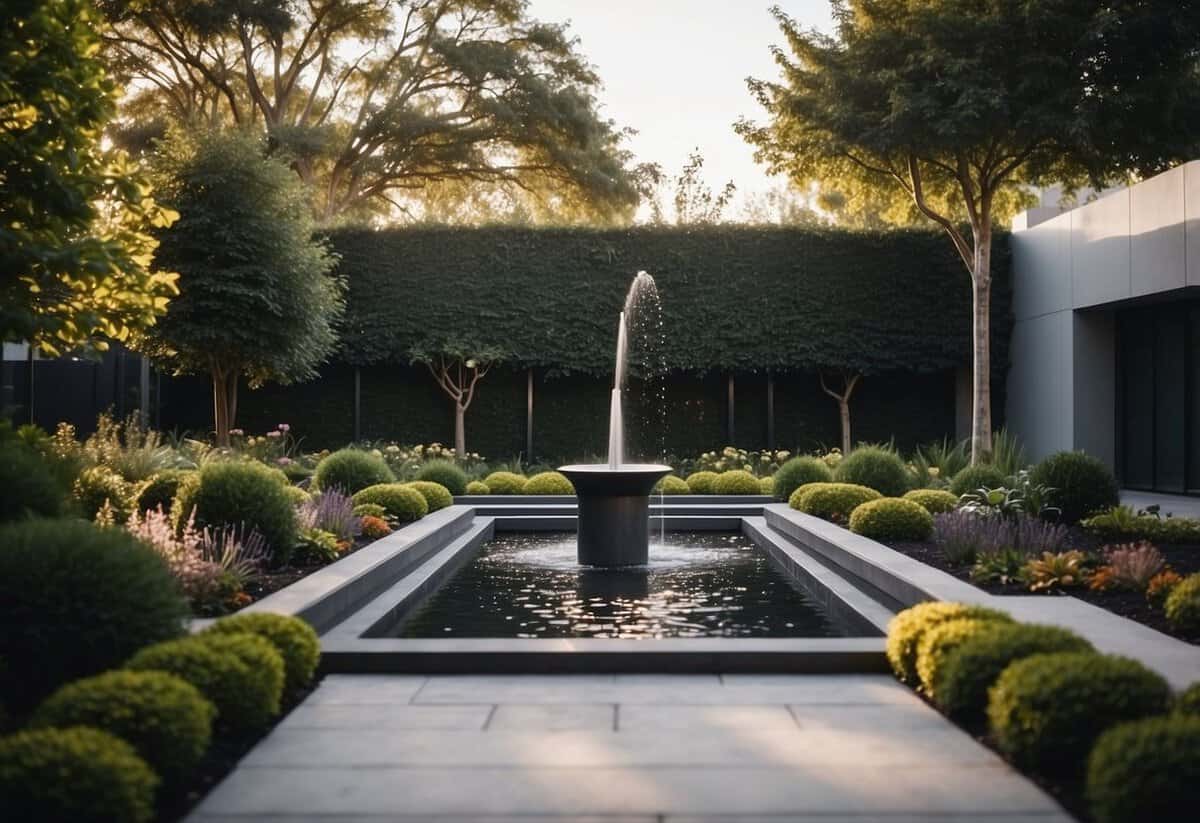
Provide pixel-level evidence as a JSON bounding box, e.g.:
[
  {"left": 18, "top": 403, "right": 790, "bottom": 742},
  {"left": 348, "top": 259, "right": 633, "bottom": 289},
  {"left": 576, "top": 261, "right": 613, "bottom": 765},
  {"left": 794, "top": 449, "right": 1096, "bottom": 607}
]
[{"left": 527, "top": 1, "right": 837, "bottom": 215}]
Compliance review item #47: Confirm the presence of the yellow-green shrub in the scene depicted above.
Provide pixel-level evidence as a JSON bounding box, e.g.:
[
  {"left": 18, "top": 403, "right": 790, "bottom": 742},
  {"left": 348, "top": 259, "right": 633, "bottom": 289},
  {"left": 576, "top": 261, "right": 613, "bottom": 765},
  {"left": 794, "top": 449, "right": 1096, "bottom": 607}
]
[
  {"left": 655, "top": 475, "right": 691, "bottom": 494},
  {"left": 352, "top": 484, "right": 428, "bottom": 522},
  {"left": 313, "top": 448, "right": 395, "bottom": 494},
  {"left": 203, "top": 612, "right": 320, "bottom": 695},
  {"left": 902, "top": 488, "right": 959, "bottom": 515},
  {"left": 885, "top": 601, "right": 1014, "bottom": 684},
  {"left": 915, "top": 618, "right": 996, "bottom": 699},
  {"left": 789, "top": 482, "right": 881, "bottom": 522},
  {"left": 484, "top": 471, "right": 527, "bottom": 494},
  {"left": 685, "top": 471, "right": 719, "bottom": 494},
  {"left": 1086, "top": 715, "right": 1200, "bottom": 823},
  {"left": 713, "top": 470, "right": 761, "bottom": 495},
  {"left": 404, "top": 480, "right": 453, "bottom": 511},
  {"left": 523, "top": 471, "right": 575, "bottom": 495},
  {"left": 465, "top": 480, "right": 491, "bottom": 495},
  {"left": 849, "top": 497, "right": 933, "bottom": 541}
]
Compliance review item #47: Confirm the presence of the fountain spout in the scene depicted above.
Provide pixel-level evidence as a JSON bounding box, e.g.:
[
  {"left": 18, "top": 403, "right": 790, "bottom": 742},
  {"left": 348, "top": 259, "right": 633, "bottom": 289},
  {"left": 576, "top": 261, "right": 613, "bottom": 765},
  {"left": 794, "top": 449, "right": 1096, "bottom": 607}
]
[{"left": 607, "top": 311, "right": 627, "bottom": 469}]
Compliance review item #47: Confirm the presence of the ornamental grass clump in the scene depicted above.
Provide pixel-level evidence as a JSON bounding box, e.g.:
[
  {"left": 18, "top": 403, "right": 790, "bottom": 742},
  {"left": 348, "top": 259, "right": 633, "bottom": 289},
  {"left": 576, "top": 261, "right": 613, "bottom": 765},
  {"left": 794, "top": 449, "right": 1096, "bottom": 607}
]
[
  {"left": 884, "top": 601, "right": 1014, "bottom": 685},
  {"left": 1086, "top": 715, "right": 1200, "bottom": 823}
]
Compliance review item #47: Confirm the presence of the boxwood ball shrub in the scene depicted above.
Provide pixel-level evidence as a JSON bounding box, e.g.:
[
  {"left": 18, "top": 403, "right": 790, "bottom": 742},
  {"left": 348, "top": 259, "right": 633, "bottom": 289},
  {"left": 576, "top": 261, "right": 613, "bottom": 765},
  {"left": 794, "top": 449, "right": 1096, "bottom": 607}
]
[
  {"left": 0, "top": 726, "right": 158, "bottom": 823},
  {"left": 1176, "top": 682, "right": 1200, "bottom": 715},
  {"left": 204, "top": 612, "right": 320, "bottom": 695},
  {"left": 1165, "top": 573, "right": 1200, "bottom": 634},
  {"left": 713, "top": 470, "right": 761, "bottom": 495},
  {"left": 199, "top": 633, "right": 285, "bottom": 717},
  {"left": 1086, "top": 715, "right": 1200, "bottom": 823},
  {"left": 758, "top": 476, "right": 774, "bottom": 495},
  {"left": 173, "top": 461, "right": 299, "bottom": 565},
  {"left": 484, "top": 471, "right": 528, "bottom": 494},
  {"left": 885, "top": 601, "right": 1015, "bottom": 684},
  {"left": 949, "top": 463, "right": 1008, "bottom": 497},
  {"left": 915, "top": 618, "right": 996, "bottom": 698},
  {"left": 31, "top": 670, "right": 214, "bottom": 787},
  {"left": 902, "top": 488, "right": 959, "bottom": 515},
  {"left": 0, "top": 442, "right": 66, "bottom": 522},
  {"left": 313, "top": 448, "right": 395, "bottom": 494},
  {"left": 281, "top": 484, "right": 310, "bottom": 506},
  {"left": 685, "top": 470, "right": 719, "bottom": 494},
  {"left": 465, "top": 480, "right": 491, "bottom": 495},
  {"left": 936, "top": 623, "right": 1094, "bottom": 723},
  {"left": 772, "top": 456, "right": 833, "bottom": 502},
  {"left": 835, "top": 446, "right": 910, "bottom": 497},
  {"left": 405, "top": 480, "right": 453, "bottom": 511},
  {"left": 789, "top": 482, "right": 882, "bottom": 523},
  {"left": 849, "top": 497, "right": 934, "bottom": 541},
  {"left": 352, "top": 484, "right": 428, "bottom": 522},
  {"left": 524, "top": 471, "right": 575, "bottom": 495},
  {"left": 352, "top": 502, "right": 388, "bottom": 518},
  {"left": 134, "top": 468, "right": 194, "bottom": 514},
  {"left": 988, "top": 652, "right": 1171, "bottom": 777},
  {"left": 655, "top": 475, "right": 691, "bottom": 495},
  {"left": 415, "top": 460, "right": 468, "bottom": 496},
  {"left": 0, "top": 519, "right": 188, "bottom": 712},
  {"left": 1029, "top": 450, "right": 1119, "bottom": 524}
]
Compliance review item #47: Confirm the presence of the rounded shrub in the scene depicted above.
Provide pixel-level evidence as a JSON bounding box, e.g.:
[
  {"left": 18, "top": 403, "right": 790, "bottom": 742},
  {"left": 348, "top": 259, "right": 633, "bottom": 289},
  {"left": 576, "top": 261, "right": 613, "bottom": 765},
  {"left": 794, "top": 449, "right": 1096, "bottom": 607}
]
[
  {"left": 713, "top": 470, "right": 761, "bottom": 495},
  {"left": 835, "top": 446, "right": 910, "bottom": 497},
  {"left": 989, "top": 652, "right": 1171, "bottom": 777},
  {"left": 352, "top": 483, "right": 428, "bottom": 522},
  {"left": 0, "top": 442, "right": 66, "bottom": 522},
  {"left": 902, "top": 488, "right": 959, "bottom": 515},
  {"left": 655, "top": 475, "right": 691, "bottom": 495},
  {"left": 524, "top": 471, "right": 575, "bottom": 495},
  {"left": 204, "top": 612, "right": 320, "bottom": 695},
  {"left": 133, "top": 468, "right": 194, "bottom": 514},
  {"left": 1176, "top": 682, "right": 1200, "bottom": 715},
  {"left": 464, "top": 480, "right": 491, "bottom": 495},
  {"left": 772, "top": 456, "right": 833, "bottom": 502},
  {"left": 199, "top": 632, "right": 285, "bottom": 715},
  {"left": 949, "top": 463, "right": 1008, "bottom": 497},
  {"left": 484, "top": 471, "right": 528, "bottom": 494},
  {"left": 915, "top": 618, "right": 996, "bottom": 698},
  {"left": 352, "top": 502, "right": 388, "bottom": 518},
  {"left": 885, "top": 601, "right": 1015, "bottom": 684},
  {"left": 936, "top": 623, "right": 1094, "bottom": 722},
  {"left": 0, "top": 726, "right": 158, "bottom": 823},
  {"left": 173, "top": 460, "right": 298, "bottom": 564},
  {"left": 1086, "top": 715, "right": 1200, "bottom": 823},
  {"left": 73, "top": 464, "right": 134, "bottom": 521},
  {"left": 313, "top": 448, "right": 395, "bottom": 494},
  {"left": 758, "top": 476, "right": 774, "bottom": 495},
  {"left": 789, "top": 482, "right": 881, "bottom": 522},
  {"left": 0, "top": 519, "right": 187, "bottom": 712},
  {"left": 31, "top": 670, "right": 214, "bottom": 787},
  {"left": 125, "top": 635, "right": 282, "bottom": 736},
  {"left": 405, "top": 480, "right": 453, "bottom": 511},
  {"left": 849, "top": 497, "right": 933, "bottom": 541},
  {"left": 415, "top": 460, "right": 468, "bottom": 496},
  {"left": 685, "top": 471, "right": 719, "bottom": 494},
  {"left": 1165, "top": 573, "right": 1200, "bottom": 634},
  {"left": 1029, "top": 450, "right": 1119, "bottom": 524},
  {"left": 281, "top": 484, "right": 310, "bottom": 506}
]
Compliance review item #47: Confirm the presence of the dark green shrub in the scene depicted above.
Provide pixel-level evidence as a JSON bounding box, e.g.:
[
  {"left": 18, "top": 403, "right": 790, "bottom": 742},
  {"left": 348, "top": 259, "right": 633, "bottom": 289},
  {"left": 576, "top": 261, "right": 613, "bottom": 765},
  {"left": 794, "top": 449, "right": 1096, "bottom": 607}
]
[
  {"left": 989, "top": 652, "right": 1171, "bottom": 777},
  {"left": 713, "top": 469, "right": 761, "bottom": 495},
  {"left": 655, "top": 475, "right": 691, "bottom": 494},
  {"left": 523, "top": 471, "right": 575, "bottom": 495},
  {"left": 789, "top": 482, "right": 881, "bottom": 522},
  {"left": 133, "top": 468, "right": 195, "bottom": 514},
  {"left": 415, "top": 460, "right": 468, "bottom": 495},
  {"left": 903, "top": 488, "right": 959, "bottom": 515},
  {"left": 200, "top": 632, "right": 284, "bottom": 716},
  {"left": 685, "top": 470, "right": 719, "bottom": 494},
  {"left": 0, "top": 726, "right": 158, "bottom": 823},
  {"left": 849, "top": 497, "right": 933, "bottom": 541},
  {"left": 174, "top": 461, "right": 298, "bottom": 564},
  {"left": 1176, "top": 682, "right": 1200, "bottom": 715},
  {"left": 313, "top": 448, "right": 395, "bottom": 494},
  {"left": 0, "top": 442, "right": 66, "bottom": 522},
  {"left": 0, "top": 519, "right": 187, "bottom": 712},
  {"left": 1165, "top": 573, "right": 1200, "bottom": 634},
  {"left": 835, "top": 445, "right": 910, "bottom": 497},
  {"left": 949, "top": 463, "right": 1008, "bottom": 497},
  {"left": 464, "top": 480, "right": 490, "bottom": 495},
  {"left": 1029, "top": 450, "right": 1119, "bottom": 524},
  {"left": 73, "top": 464, "right": 135, "bottom": 521},
  {"left": 352, "top": 483, "right": 428, "bottom": 521},
  {"left": 772, "top": 456, "right": 833, "bottom": 502},
  {"left": 936, "top": 623, "right": 1094, "bottom": 722},
  {"left": 915, "top": 618, "right": 996, "bottom": 698},
  {"left": 31, "top": 670, "right": 214, "bottom": 787},
  {"left": 885, "top": 601, "right": 1014, "bottom": 684},
  {"left": 204, "top": 612, "right": 320, "bottom": 695},
  {"left": 125, "top": 634, "right": 282, "bottom": 736},
  {"left": 484, "top": 471, "right": 528, "bottom": 494},
  {"left": 404, "top": 480, "right": 452, "bottom": 511},
  {"left": 281, "top": 484, "right": 311, "bottom": 507},
  {"left": 1086, "top": 715, "right": 1200, "bottom": 823},
  {"left": 280, "top": 461, "right": 313, "bottom": 484}
]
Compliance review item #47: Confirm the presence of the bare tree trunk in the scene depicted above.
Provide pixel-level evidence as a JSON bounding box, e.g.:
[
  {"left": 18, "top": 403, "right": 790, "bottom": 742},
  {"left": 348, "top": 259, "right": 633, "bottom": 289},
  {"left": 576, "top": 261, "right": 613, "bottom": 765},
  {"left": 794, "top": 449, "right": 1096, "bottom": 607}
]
[
  {"left": 820, "top": 372, "right": 861, "bottom": 456},
  {"left": 838, "top": 398, "right": 852, "bottom": 454},
  {"left": 210, "top": 365, "right": 238, "bottom": 447},
  {"left": 971, "top": 227, "right": 993, "bottom": 463},
  {"left": 454, "top": 403, "right": 466, "bottom": 457}
]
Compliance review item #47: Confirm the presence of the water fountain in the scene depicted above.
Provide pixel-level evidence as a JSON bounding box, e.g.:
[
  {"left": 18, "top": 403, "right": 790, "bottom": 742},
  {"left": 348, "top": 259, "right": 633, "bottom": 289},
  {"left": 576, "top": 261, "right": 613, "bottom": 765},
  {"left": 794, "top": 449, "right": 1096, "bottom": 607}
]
[{"left": 559, "top": 272, "right": 671, "bottom": 566}]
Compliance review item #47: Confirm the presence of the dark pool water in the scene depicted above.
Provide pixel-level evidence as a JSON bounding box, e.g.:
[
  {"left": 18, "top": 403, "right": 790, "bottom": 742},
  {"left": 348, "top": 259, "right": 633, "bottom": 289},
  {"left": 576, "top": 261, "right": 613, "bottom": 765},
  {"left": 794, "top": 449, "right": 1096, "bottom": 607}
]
[{"left": 393, "top": 532, "right": 842, "bottom": 639}]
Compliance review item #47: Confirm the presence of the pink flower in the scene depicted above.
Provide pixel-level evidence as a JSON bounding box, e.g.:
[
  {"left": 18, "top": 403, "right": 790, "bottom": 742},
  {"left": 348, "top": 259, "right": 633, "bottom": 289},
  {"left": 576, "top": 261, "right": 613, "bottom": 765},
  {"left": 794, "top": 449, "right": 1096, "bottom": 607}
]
[
  {"left": 266, "top": 430, "right": 282, "bottom": 438},
  {"left": 277, "top": 456, "right": 293, "bottom": 465},
  {"left": 277, "top": 423, "right": 291, "bottom": 432}
]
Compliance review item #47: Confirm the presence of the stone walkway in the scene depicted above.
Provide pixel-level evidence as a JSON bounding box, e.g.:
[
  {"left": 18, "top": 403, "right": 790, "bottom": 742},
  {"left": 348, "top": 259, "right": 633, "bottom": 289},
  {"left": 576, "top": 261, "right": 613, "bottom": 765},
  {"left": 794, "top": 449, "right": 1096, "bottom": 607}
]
[
  {"left": 1120, "top": 489, "right": 1200, "bottom": 519},
  {"left": 188, "top": 674, "right": 1070, "bottom": 822}
]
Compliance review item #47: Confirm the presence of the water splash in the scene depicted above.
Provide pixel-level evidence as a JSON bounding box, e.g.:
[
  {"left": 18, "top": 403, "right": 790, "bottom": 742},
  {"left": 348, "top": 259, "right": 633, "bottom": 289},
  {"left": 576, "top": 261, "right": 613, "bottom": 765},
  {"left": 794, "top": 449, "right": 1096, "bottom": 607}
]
[{"left": 607, "top": 272, "right": 661, "bottom": 469}]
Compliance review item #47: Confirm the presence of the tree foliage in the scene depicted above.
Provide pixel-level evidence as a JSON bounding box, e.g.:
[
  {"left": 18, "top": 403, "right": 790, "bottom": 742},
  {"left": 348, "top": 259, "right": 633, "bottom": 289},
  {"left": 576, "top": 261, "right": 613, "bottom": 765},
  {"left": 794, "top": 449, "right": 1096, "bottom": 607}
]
[
  {"left": 0, "top": 0, "right": 179, "bottom": 355},
  {"left": 99, "top": 0, "right": 643, "bottom": 223},
  {"left": 645, "top": 150, "right": 737, "bottom": 225}
]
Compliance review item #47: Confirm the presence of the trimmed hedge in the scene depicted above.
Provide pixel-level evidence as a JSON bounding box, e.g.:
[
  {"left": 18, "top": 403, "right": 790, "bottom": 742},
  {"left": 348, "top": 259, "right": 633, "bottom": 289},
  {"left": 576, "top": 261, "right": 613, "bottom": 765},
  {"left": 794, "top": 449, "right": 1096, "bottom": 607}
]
[
  {"left": 713, "top": 470, "right": 761, "bottom": 495},
  {"left": 203, "top": 613, "right": 320, "bottom": 695},
  {"left": 1165, "top": 573, "right": 1200, "bottom": 634},
  {"left": 524, "top": 471, "right": 575, "bottom": 495},
  {"left": 835, "top": 446, "right": 910, "bottom": 497},
  {"left": 313, "top": 448, "right": 395, "bottom": 494},
  {"left": 655, "top": 475, "right": 691, "bottom": 494},
  {"left": 849, "top": 497, "right": 933, "bottom": 541},
  {"left": 0, "top": 726, "right": 158, "bottom": 823},
  {"left": 685, "top": 471, "right": 719, "bottom": 494},
  {"left": 484, "top": 471, "right": 527, "bottom": 494},
  {"left": 1086, "top": 715, "right": 1200, "bottom": 823},
  {"left": 415, "top": 460, "right": 468, "bottom": 495},
  {"left": 914, "top": 618, "right": 996, "bottom": 698},
  {"left": 988, "top": 652, "right": 1171, "bottom": 777},
  {"left": 903, "top": 488, "right": 959, "bottom": 515},
  {"left": 352, "top": 484, "right": 428, "bottom": 521},
  {"left": 0, "top": 442, "right": 66, "bottom": 522},
  {"left": 885, "top": 602, "right": 1015, "bottom": 685},
  {"left": 949, "top": 464, "right": 1008, "bottom": 497},
  {"left": 1029, "top": 450, "right": 1119, "bottom": 524},
  {"left": 31, "top": 670, "right": 214, "bottom": 787},
  {"left": 772, "top": 456, "right": 833, "bottom": 502},
  {"left": 464, "top": 480, "right": 491, "bottom": 495},
  {"left": 405, "top": 480, "right": 453, "bottom": 511},
  {"left": 789, "top": 482, "right": 881, "bottom": 522},
  {"left": 173, "top": 461, "right": 298, "bottom": 565}
]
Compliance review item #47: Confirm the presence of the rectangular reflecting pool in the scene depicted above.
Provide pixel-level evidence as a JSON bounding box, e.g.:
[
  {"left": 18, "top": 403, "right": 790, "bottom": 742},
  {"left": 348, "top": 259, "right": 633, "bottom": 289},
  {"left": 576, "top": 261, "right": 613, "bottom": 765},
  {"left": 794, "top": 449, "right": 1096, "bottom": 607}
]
[{"left": 393, "top": 532, "right": 844, "bottom": 639}]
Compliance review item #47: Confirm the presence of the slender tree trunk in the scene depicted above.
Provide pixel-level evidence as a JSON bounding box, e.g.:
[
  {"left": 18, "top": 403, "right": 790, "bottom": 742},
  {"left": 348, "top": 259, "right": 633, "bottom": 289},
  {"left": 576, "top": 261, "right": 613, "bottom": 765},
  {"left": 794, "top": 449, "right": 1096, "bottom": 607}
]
[
  {"left": 210, "top": 365, "right": 239, "bottom": 447},
  {"left": 838, "top": 399, "right": 852, "bottom": 455},
  {"left": 971, "top": 227, "right": 993, "bottom": 463},
  {"left": 454, "top": 403, "right": 466, "bottom": 457},
  {"left": 820, "top": 372, "right": 861, "bottom": 457}
]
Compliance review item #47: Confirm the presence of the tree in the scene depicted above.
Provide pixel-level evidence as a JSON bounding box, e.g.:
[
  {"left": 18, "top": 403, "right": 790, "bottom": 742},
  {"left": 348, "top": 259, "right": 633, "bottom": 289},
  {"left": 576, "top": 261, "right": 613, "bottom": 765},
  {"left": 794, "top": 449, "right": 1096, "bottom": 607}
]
[
  {"left": 0, "top": 0, "right": 178, "bottom": 356},
  {"left": 137, "top": 129, "right": 343, "bottom": 445},
  {"left": 738, "top": 1, "right": 1200, "bottom": 461},
  {"left": 819, "top": 371, "right": 860, "bottom": 455},
  {"left": 646, "top": 150, "right": 736, "bottom": 225},
  {"left": 410, "top": 339, "right": 505, "bottom": 457},
  {"left": 99, "top": 0, "right": 642, "bottom": 224}
]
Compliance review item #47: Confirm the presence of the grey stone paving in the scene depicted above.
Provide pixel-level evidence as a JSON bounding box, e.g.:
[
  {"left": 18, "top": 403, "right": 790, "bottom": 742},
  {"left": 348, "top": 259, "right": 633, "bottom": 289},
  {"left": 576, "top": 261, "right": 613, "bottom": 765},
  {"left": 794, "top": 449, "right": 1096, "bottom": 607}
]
[
  {"left": 1121, "top": 489, "right": 1200, "bottom": 518},
  {"left": 188, "top": 674, "right": 1071, "bottom": 822}
]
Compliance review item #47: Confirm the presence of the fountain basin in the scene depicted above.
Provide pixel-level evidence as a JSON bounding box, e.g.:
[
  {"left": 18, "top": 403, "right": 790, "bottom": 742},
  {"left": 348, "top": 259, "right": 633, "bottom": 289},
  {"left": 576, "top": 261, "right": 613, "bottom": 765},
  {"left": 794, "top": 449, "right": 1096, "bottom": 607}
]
[{"left": 558, "top": 464, "right": 672, "bottom": 566}]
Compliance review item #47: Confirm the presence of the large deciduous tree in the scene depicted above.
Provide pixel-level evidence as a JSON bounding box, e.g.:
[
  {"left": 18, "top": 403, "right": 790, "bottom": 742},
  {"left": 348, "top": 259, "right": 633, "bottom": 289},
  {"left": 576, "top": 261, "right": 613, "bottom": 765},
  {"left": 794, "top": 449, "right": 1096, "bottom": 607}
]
[
  {"left": 99, "top": 0, "right": 642, "bottom": 223},
  {"left": 1, "top": 0, "right": 178, "bottom": 356},
  {"left": 138, "top": 129, "right": 343, "bottom": 445},
  {"left": 738, "top": 0, "right": 1200, "bottom": 461}
]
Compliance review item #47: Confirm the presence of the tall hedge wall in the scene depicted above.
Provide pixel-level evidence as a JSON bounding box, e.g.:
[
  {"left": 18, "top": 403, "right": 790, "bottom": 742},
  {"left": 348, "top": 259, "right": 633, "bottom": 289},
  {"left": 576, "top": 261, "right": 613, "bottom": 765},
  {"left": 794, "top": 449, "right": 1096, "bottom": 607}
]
[{"left": 331, "top": 225, "right": 1012, "bottom": 375}]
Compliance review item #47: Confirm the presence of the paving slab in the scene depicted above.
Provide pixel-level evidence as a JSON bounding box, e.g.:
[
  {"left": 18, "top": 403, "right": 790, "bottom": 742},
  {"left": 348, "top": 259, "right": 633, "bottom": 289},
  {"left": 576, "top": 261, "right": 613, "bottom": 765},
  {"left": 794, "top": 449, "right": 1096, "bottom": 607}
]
[
  {"left": 488, "top": 703, "right": 616, "bottom": 730},
  {"left": 277, "top": 703, "right": 492, "bottom": 730},
  {"left": 303, "top": 675, "right": 428, "bottom": 704}
]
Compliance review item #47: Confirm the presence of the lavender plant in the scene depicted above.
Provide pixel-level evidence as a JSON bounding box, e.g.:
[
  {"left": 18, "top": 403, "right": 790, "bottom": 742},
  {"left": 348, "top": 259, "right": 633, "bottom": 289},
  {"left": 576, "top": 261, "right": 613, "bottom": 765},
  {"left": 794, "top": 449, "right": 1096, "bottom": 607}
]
[
  {"left": 298, "top": 488, "right": 362, "bottom": 542},
  {"left": 934, "top": 510, "right": 1068, "bottom": 566}
]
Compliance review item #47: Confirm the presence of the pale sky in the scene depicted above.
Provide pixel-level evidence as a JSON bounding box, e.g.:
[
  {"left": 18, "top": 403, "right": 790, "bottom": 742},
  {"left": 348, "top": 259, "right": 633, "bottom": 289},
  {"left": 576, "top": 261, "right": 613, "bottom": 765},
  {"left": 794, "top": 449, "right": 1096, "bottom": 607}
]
[{"left": 527, "top": 1, "right": 836, "bottom": 214}]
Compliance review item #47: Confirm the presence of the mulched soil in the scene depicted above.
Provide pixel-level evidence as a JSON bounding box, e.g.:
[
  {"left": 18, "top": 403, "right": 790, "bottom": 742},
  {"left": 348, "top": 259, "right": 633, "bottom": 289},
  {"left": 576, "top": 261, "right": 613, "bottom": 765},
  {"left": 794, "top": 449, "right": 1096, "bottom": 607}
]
[
  {"left": 884, "top": 529, "right": 1200, "bottom": 644},
  {"left": 237, "top": 533, "right": 379, "bottom": 607}
]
